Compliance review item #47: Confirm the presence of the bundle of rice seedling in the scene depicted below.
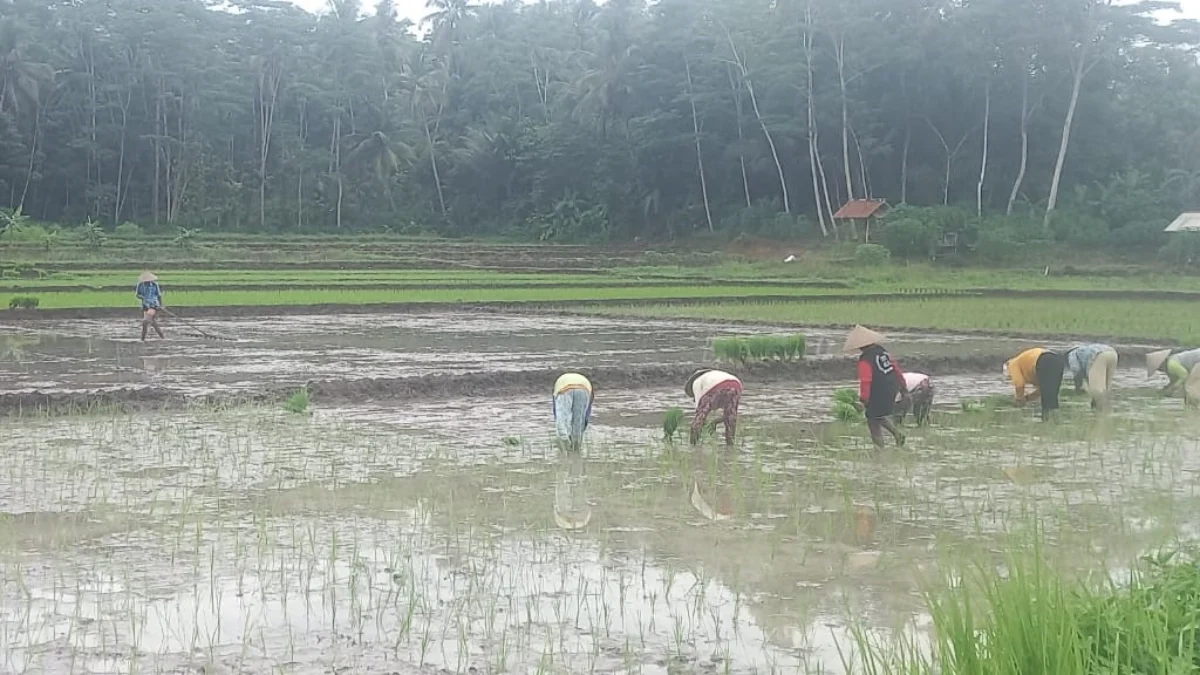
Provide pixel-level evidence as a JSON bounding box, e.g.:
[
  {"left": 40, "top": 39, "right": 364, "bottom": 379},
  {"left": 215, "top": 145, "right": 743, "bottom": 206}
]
[
  {"left": 832, "top": 388, "right": 863, "bottom": 422},
  {"left": 662, "top": 407, "right": 685, "bottom": 441}
]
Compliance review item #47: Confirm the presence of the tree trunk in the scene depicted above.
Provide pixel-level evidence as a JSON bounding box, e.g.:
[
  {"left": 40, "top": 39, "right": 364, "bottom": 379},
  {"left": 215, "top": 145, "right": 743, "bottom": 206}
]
[
  {"left": 331, "top": 113, "right": 343, "bottom": 229},
  {"left": 685, "top": 57, "right": 714, "bottom": 232},
  {"left": 900, "top": 121, "right": 910, "bottom": 205},
  {"left": 834, "top": 34, "right": 854, "bottom": 202},
  {"left": 257, "top": 59, "right": 282, "bottom": 231},
  {"left": 976, "top": 80, "right": 990, "bottom": 218},
  {"left": 803, "top": 5, "right": 828, "bottom": 236},
  {"left": 425, "top": 117, "right": 447, "bottom": 216},
  {"left": 725, "top": 28, "right": 789, "bottom": 213},
  {"left": 1045, "top": 51, "right": 1091, "bottom": 227},
  {"left": 1007, "top": 76, "right": 1031, "bottom": 216},
  {"left": 726, "top": 64, "right": 752, "bottom": 209},
  {"left": 17, "top": 108, "right": 41, "bottom": 213}
]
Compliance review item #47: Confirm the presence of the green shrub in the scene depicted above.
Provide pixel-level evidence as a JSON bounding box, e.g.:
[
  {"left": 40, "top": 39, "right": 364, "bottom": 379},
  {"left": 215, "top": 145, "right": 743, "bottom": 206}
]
[
  {"left": 1161, "top": 233, "right": 1200, "bottom": 266},
  {"left": 114, "top": 221, "right": 143, "bottom": 239},
  {"left": 853, "top": 243, "right": 891, "bottom": 266},
  {"left": 881, "top": 217, "right": 940, "bottom": 259},
  {"left": 0, "top": 222, "right": 52, "bottom": 243},
  {"left": 77, "top": 217, "right": 106, "bottom": 248},
  {"left": 8, "top": 296, "right": 39, "bottom": 310},
  {"left": 975, "top": 215, "right": 1051, "bottom": 264},
  {"left": 662, "top": 407, "right": 684, "bottom": 441},
  {"left": 284, "top": 388, "right": 310, "bottom": 415},
  {"left": 1108, "top": 218, "right": 1169, "bottom": 251}
]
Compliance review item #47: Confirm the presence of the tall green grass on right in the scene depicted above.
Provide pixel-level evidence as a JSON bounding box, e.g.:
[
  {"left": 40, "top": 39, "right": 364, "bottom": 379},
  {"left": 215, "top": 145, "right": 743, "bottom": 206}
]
[{"left": 849, "top": 547, "right": 1200, "bottom": 675}]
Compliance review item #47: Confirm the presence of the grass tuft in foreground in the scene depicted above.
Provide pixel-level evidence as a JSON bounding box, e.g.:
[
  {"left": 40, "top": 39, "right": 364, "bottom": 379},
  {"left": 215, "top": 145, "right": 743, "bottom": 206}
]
[{"left": 851, "top": 548, "right": 1200, "bottom": 674}]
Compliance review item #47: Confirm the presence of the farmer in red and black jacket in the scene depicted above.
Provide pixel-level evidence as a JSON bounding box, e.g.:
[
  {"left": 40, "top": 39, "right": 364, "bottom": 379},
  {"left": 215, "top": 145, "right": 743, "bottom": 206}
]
[{"left": 844, "top": 325, "right": 908, "bottom": 449}]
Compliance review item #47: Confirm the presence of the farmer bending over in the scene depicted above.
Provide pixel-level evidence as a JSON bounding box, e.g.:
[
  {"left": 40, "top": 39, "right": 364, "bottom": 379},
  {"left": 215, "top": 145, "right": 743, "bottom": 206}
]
[
  {"left": 1147, "top": 348, "right": 1200, "bottom": 405},
  {"left": 553, "top": 372, "right": 594, "bottom": 451},
  {"left": 685, "top": 368, "right": 742, "bottom": 447},
  {"left": 895, "top": 372, "right": 933, "bottom": 427},
  {"left": 135, "top": 271, "right": 165, "bottom": 342},
  {"left": 1004, "top": 347, "right": 1065, "bottom": 421},
  {"left": 1064, "top": 343, "right": 1118, "bottom": 411},
  {"left": 845, "top": 325, "right": 906, "bottom": 449}
]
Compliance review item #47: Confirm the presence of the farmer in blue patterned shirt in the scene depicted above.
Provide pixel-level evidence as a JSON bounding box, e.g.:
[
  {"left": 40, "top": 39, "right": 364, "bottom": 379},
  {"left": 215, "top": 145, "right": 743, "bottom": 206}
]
[
  {"left": 1065, "top": 343, "right": 1118, "bottom": 411},
  {"left": 135, "top": 271, "right": 165, "bottom": 341}
]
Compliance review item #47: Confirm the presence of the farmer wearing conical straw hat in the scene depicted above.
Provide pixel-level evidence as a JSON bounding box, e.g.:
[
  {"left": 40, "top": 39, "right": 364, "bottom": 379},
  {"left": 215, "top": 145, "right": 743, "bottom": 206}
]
[
  {"left": 1147, "top": 347, "right": 1200, "bottom": 404},
  {"left": 845, "top": 326, "right": 906, "bottom": 448},
  {"left": 1064, "top": 343, "right": 1118, "bottom": 412},
  {"left": 134, "top": 271, "right": 165, "bottom": 341},
  {"left": 1003, "top": 347, "right": 1065, "bottom": 421},
  {"left": 684, "top": 368, "right": 742, "bottom": 446},
  {"left": 553, "top": 372, "right": 594, "bottom": 451}
]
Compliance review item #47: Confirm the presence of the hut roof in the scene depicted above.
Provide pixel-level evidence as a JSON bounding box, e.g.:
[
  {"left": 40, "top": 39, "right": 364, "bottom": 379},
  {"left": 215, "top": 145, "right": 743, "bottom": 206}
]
[
  {"left": 1165, "top": 212, "right": 1200, "bottom": 232},
  {"left": 833, "top": 199, "right": 887, "bottom": 220}
]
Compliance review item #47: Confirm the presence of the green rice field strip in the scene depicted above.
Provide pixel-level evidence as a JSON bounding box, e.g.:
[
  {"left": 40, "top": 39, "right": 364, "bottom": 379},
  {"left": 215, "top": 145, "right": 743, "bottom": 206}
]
[{"left": 591, "top": 297, "right": 1200, "bottom": 343}]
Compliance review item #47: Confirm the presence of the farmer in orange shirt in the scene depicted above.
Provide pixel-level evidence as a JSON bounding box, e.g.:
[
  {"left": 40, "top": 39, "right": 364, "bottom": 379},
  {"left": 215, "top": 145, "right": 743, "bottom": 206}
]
[{"left": 1003, "top": 347, "right": 1066, "bottom": 421}]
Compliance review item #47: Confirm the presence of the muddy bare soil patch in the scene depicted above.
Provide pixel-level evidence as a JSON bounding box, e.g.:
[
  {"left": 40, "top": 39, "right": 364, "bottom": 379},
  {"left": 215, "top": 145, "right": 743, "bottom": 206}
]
[{"left": 0, "top": 352, "right": 1094, "bottom": 415}]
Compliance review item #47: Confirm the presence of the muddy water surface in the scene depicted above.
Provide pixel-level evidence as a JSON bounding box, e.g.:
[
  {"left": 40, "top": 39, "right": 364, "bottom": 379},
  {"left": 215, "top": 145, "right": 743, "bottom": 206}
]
[
  {"left": 2, "top": 367, "right": 1197, "bottom": 675},
  {"left": 2, "top": 313, "right": 1050, "bottom": 397}
]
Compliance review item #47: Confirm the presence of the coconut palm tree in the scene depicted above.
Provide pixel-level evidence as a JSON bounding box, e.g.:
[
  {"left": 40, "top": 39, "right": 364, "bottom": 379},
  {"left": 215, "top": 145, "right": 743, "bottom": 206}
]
[{"left": 0, "top": 21, "right": 55, "bottom": 117}]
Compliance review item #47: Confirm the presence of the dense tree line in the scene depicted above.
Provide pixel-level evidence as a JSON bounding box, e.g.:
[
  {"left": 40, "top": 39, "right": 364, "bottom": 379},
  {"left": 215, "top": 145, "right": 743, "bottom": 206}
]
[{"left": 1, "top": 0, "right": 1198, "bottom": 245}]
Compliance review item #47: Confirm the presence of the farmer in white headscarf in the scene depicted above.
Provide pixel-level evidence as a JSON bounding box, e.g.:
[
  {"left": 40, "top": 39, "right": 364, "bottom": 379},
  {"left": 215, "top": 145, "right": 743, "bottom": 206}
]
[
  {"left": 895, "top": 372, "right": 934, "bottom": 427},
  {"left": 1064, "top": 343, "right": 1118, "bottom": 411},
  {"left": 684, "top": 368, "right": 742, "bottom": 446},
  {"left": 552, "top": 372, "right": 594, "bottom": 451},
  {"left": 1147, "top": 348, "right": 1200, "bottom": 405}
]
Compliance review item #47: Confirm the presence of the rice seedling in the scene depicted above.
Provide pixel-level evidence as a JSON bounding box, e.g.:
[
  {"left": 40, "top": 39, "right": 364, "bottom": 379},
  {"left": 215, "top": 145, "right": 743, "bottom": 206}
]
[
  {"left": 712, "top": 333, "right": 806, "bottom": 363},
  {"left": 284, "top": 387, "right": 310, "bottom": 414},
  {"left": 662, "top": 407, "right": 684, "bottom": 441}
]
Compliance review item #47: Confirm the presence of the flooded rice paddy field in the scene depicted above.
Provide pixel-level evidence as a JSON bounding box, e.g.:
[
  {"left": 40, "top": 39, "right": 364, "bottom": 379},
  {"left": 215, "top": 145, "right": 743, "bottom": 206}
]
[
  {"left": 0, "top": 312, "right": 1067, "bottom": 396},
  {"left": 0, "top": 310, "right": 1193, "bottom": 674}
]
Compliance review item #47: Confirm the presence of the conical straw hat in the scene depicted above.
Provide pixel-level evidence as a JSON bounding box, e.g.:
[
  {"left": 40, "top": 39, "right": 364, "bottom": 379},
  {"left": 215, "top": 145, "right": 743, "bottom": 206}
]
[
  {"left": 842, "top": 325, "right": 886, "bottom": 354},
  {"left": 684, "top": 368, "right": 712, "bottom": 398},
  {"left": 138, "top": 271, "right": 158, "bottom": 283},
  {"left": 1146, "top": 349, "right": 1172, "bottom": 377}
]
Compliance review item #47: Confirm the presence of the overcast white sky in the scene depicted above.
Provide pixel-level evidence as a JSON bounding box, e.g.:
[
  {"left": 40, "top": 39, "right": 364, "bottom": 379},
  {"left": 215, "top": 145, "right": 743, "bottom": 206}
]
[{"left": 285, "top": 0, "right": 1200, "bottom": 27}]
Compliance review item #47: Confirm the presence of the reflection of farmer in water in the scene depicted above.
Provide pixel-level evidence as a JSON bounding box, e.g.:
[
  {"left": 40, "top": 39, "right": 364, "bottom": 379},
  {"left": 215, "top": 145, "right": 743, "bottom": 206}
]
[
  {"left": 1004, "top": 347, "right": 1065, "bottom": 421},
  {"left": 684, "top": 368, "right": 742, "bottom": 446},
  {"left": 1147, "top": 347, "right": 1200, "bottom": 405},
  {"left": 552, "top": 372, "right": 593, "bottom": 451},
  {"left": 135, "top": 271, "right": 165, "bottom": 342},
  {"left": 844, "top": 326, "right": 907, "bottom": 449},
  {"left": 895, "top": 372, "right": 933, "bottom": 427},
  {"left": 1064, "top": 343, "right": 1118, "bottom": 411}
]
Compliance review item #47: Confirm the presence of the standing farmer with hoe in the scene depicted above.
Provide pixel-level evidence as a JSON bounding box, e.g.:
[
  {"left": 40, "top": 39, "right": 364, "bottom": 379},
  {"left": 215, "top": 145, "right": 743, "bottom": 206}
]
[
  {"left": 845, "top": 325, "right": 907, "bottom": 449},
  {"left": 135, "top": 271, "right": 165, "bottom": 342}
]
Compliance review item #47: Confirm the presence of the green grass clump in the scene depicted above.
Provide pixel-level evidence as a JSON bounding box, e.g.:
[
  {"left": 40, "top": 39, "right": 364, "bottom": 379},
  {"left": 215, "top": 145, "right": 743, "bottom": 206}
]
[
  {"left": 284, "top": 388, "right": 310, "bottom": 415},
  {"left": 712, "top": 333, "right": 806, "bottom": 363},
  {"left": 7, "top": 296, "right": 38, "bottom": 310},
  {"left": 853, "top": 549, "right": 1200, "bottom": 675},
  {"left": 662, "top": 407, "right": 685, "bottom": 441}
]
